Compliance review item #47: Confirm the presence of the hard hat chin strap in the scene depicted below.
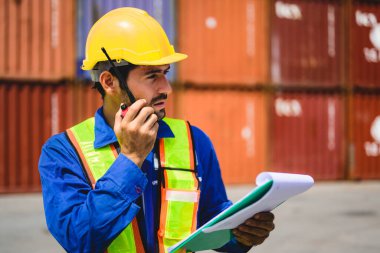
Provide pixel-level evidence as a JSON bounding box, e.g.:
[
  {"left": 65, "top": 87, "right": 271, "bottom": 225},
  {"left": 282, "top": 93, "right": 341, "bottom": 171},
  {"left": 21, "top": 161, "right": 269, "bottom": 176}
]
[{"left": 101, "top": 47, "right": 136, "bottom": 104}]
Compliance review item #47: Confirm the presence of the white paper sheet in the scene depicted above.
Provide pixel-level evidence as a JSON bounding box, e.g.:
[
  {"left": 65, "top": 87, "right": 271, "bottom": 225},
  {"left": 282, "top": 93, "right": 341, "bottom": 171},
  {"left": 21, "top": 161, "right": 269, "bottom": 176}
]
[{"left": 203, "top": 172, "right": 314, "bottom": 233}]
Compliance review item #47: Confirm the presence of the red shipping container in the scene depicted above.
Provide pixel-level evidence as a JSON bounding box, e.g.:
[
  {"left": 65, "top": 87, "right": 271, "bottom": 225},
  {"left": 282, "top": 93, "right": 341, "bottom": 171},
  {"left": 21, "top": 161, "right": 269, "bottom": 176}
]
[
  {"left": 350, "top": 92, "right": 380, "bottom": 179},
  {"left": 0, "top": 83, "right": 54, "bottom": 193},
  {"left": 0, "top": 80, "right": 178, "bottom": 193},
  {"left": 350, "top": 1, "right": 380, "bottom": 88},
  {"left": 0, "top": 0, "right": 75, "bottom": 81},
  {"left": 177, "top": 0, "right": 269, "bottom": 86},
  {"left": 174, "top": 89, "right": 268, "bottom": 184},
  {"left": 269, "top": 91, "right": 346, "bottom": 180},
  {"left": 271, "top": 0, "right": 344, "bottom": 87}
]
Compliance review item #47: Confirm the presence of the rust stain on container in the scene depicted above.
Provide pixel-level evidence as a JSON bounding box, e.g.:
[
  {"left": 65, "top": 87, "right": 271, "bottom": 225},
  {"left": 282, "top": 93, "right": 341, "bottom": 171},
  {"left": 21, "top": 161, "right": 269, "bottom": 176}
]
[
  {"left": 350, "top": 1, "right": 380, "bottom": 88},
  {"left": 269, "top": 91, "right": 345, "bottom": 180},
  {"left": 0, "top": 0, "right": 75, "bottom": 81},
  {"left": 174, "top": 89, "right": 268, "bottom": 184},
  {"left": 350, "top": 92, "right": 380, "bottom": 179},
  {"left": 178, "top": 0, "right": 269, "bottom": 86},
  {"left": 271, "top": 0, "right": 344, "bottom": 87}
]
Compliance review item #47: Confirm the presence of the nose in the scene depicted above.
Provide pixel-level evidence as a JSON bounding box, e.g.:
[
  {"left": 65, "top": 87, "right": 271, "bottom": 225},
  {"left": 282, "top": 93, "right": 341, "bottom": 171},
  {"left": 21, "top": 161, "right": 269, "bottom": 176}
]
[{"left": 157, "top": 75, "right": 172, "bottom": 95}]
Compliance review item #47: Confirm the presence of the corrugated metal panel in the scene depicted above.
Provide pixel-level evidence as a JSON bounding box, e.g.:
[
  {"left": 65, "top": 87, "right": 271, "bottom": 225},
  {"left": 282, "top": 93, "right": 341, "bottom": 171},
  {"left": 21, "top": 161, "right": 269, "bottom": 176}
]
[
  {"left": 0, "top": 82, "right": 103, "bottom": 193},
  {"left": 76, "top": 0, "right": 177, "bottom": 81},
  {"left": 271, "top": 0, "right": 344, "bottom": 87},
  {"left": 269, "top": 91, "right": 345, "bottom": 180},
  {"left": 0, "top": 0, "right": 75, "bottom": 81},
  {"left": 0, "top": 83, "right": 54, "bottom": 193},
  {"left": 174, "top": 89, "right": 268, "bottom": 184},
  {"left": 0, "top": 84, "right": 5, "bottom": 189},
  {"left": 350, "top": 1, "right": 380, "bottom": 88},
  {"left": 350, "top": 92, "right": 380, "bottom": 179},
  {"left": 177, "top": 0, "right": 269, "bottom": 86},
  {"left": 53, "top": 82, "right": 103, "bottom": 133}
]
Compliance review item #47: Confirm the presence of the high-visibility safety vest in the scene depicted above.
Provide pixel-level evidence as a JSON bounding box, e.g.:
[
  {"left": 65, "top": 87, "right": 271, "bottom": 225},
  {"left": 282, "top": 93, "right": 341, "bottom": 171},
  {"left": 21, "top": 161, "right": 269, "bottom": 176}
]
[{"left": 66, "top": 117, "right": 200, "bottom": 253}]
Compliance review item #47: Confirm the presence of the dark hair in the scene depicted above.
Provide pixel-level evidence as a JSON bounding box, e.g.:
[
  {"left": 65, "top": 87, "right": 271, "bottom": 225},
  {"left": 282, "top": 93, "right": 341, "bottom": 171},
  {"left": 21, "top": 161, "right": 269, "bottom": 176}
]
[{"left": 92, "top": 63, "right": 138, "bottom": 99}]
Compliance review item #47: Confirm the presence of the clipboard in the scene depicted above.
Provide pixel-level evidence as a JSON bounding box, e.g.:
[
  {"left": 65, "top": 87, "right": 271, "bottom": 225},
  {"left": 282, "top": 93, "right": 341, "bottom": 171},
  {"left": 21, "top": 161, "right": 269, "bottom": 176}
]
[{"left": 168, "top": 172, "right": 314, "bottom": 253}]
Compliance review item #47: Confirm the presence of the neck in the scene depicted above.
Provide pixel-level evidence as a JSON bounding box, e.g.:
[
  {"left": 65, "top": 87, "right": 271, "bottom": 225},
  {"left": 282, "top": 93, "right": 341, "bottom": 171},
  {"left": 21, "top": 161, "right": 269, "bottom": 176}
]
[{"left": 102, "top": 97, "right": 118, "bottom": 128}]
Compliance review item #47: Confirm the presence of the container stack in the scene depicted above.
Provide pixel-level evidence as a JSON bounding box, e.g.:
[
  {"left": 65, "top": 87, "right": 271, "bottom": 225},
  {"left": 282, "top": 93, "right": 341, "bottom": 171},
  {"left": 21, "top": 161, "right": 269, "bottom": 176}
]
[
  {"left": 267, "top": 0, "right": 347, "bottom": 180},
  {"left": 0, "top": 0, "right": 72, "bottom": 193},
  {"left": 1, "top": 0, "right": 380, "bottom": 193},
  {"left": 348, "top": 0, "right": 380, "bottom": 179},
  {"left": 174, "top": 0, "right": 270, "bottom": 183}
]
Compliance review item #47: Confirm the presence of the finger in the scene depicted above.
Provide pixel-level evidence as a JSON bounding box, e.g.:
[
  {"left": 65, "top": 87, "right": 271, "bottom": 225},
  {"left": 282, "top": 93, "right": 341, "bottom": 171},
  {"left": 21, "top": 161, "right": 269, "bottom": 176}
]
[
  {"left": 133, "top": 106, "right": 155, "bottom": 125},
  {"left": 124, "top": 99, "right": 147, "bottom": 122},
  {"left": 253, "top": 212, "right": 275, "bottom": 222},
  {"left": 143, "top": 112, "right": 158, "bottom": 130},
  {"left": 114, "top": 105, "right": 124, "bottom": 132},
  {"left": 233, "top": 229, "right": 268, "bottom": 247},
  {"left": 237, "top": 224, "right": 272, "bottom": 237},
  {"left": 244, "top": 219, "right": 275, "bottom": 231}
]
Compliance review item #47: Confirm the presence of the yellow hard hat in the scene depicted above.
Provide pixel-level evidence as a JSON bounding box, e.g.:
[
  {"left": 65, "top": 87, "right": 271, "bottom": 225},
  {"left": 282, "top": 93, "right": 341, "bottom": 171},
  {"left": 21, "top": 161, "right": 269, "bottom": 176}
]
[{"left": 82, "top": 7, "right": 187, "bottom": 70}]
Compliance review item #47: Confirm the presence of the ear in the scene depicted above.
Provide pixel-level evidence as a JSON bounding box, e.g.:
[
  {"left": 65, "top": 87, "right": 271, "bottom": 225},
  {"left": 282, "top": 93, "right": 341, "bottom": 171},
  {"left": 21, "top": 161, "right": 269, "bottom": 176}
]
[{"left": 99, "top": 71, "right": 118, "bottom": 95}]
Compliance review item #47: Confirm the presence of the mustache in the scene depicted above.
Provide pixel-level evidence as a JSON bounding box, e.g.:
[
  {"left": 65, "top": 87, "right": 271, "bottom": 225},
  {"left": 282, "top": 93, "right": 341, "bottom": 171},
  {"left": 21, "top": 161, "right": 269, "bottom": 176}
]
[{"left": 151, "top": 93, "right": 168, "bottom": 104}]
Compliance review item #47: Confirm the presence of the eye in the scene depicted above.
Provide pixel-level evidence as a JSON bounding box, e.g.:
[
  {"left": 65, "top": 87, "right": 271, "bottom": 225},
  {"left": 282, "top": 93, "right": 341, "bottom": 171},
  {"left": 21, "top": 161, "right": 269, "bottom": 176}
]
[
  {"left": 147, "top": 74, "right": 158, "bottom": 79},
  {"left": 164, "top": 69, "right": 170, "bottom": 75}
]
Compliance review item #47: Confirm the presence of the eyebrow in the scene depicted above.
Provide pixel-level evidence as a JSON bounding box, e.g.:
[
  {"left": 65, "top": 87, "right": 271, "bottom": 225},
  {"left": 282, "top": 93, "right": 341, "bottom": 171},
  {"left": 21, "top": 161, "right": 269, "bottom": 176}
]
[{"left": 143, "top": 65, "right": 170, "bottom": 76}]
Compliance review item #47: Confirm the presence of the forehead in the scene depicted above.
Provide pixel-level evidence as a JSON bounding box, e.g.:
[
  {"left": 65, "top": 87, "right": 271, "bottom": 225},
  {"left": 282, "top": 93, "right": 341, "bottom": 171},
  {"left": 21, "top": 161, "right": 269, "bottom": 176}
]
[{"left": 133, "top": 64, "right": 170, "bottom": 74}]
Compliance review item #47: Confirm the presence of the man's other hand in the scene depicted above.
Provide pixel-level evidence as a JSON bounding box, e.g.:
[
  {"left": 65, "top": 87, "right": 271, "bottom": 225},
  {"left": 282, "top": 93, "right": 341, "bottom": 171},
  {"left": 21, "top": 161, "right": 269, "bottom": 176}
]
[{"left": 232, "top": 212, "right": 275, "bottom": 247}]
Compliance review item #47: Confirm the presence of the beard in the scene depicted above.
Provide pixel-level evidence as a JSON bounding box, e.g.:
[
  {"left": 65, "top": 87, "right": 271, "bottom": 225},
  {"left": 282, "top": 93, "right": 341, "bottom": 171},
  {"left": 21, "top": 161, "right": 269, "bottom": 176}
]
[
  {"left": 155, "top": 109, "right": 166, "bottom": 121},
  {"left": 150, "top": 93, "right": 168, "bottom": 121}
]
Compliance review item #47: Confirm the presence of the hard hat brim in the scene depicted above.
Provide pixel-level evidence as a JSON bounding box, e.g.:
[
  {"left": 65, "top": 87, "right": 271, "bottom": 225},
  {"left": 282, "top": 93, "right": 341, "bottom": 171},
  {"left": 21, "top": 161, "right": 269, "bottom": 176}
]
[
  {"left": 131, "top": 52, "right": 188, "bottom": 66},
  {"left": 82, "top": 53, "right": 188, "bottom": 70}
]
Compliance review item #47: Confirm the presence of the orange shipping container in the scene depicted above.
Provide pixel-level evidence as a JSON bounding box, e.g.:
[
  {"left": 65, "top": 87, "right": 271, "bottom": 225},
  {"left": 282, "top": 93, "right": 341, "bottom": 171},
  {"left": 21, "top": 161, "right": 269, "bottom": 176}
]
[
  {"left": 174, "top": 89, "right": 268, "bottom": 184},
  {"left": 350, "top": 91, "right": 380, "bottom": 179},
  {"left": 177, "top": 0, "right": 269, "bottom": 86},
  {"left": 0, "top": 0, "right": 75, "bottom": 81}
]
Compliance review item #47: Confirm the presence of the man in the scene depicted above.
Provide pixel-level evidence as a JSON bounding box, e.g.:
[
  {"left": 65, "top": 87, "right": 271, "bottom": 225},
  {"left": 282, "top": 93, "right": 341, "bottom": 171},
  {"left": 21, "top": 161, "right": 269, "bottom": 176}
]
[{"left": 39, "top": 7, "right": 275, "bottom": 253}]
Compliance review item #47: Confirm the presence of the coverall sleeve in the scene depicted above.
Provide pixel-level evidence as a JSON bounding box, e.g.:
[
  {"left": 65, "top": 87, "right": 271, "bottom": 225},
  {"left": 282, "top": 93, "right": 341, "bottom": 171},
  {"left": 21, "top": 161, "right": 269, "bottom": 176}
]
[
  {"left": 193, "top": 126, "right": 251, "bottom": 253},
  {"left": 38, "top": 133, "right": 147, "bottom": 253}
]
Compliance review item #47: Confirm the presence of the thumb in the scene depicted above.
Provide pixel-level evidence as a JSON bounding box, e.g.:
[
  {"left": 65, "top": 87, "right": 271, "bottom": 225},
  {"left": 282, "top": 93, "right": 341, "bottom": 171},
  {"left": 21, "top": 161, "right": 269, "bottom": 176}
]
[{"left": 113, "top": 104, "right": 124, "bottom": 134}]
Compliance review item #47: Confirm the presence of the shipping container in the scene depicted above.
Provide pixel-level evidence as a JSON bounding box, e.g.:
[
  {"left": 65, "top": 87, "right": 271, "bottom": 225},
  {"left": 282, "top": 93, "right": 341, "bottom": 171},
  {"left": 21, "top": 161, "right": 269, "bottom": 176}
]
[
  {"left": 349, "top": 91, "right": 380, "bottom": 179},
  {"left": 174, "top": 88, "right": 268, "bottom": 184},
  {"left": 271, "top": 0, "right": 344, "bottom": 87},
  {"left": 0, "top": 80, "right": 181, "bottom": 193},
  {"left": 177, "top": 0, "right": 269, "bottom": 86},
  {"left": 76, "top": 0, "right": 177, "bottom": 81},
  {"left": 0, "top": 0, "right": 75, "bottom": 81},
  {"left": 0, "top": 83, "right": 53, "bottom": 193},
  {"left": 350, "top": 1, "right": 380, "bottom": 88},
  {"left": 53, "top": 82, "right": 103, "bottom": 134},
  {"left": 268, "top": 90, "right": 346, "bottom": 180}
]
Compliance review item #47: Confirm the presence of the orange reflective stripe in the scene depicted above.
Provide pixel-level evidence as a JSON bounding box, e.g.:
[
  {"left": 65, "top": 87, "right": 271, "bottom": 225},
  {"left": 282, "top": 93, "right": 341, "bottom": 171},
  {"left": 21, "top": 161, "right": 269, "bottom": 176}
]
[
  {"left": 158, "top": 188, "right": 168, "bottom": 253},
  {"left": 132, "top": 218, "right": 145, "bottom": 253},
  {"left": 110, "top": 144, "right": 118, "bottom": 158},
  {"left": 191, "top": 191, "right": 200, "bottom": 232},
  {"left": 185, "top": 122, "right": 199, "bottom": 189},
  {"left": 159, "top": 139, "right": 166, "bottom": 168},
  {"left": 158, "top": 188, "right": 168, "bottom": 237},
  {"left": 66, "top": 129, "right": 96, "bottom": 188},
  {"left": 185, "top": 122, "right": 195, "bottom": 170}
]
